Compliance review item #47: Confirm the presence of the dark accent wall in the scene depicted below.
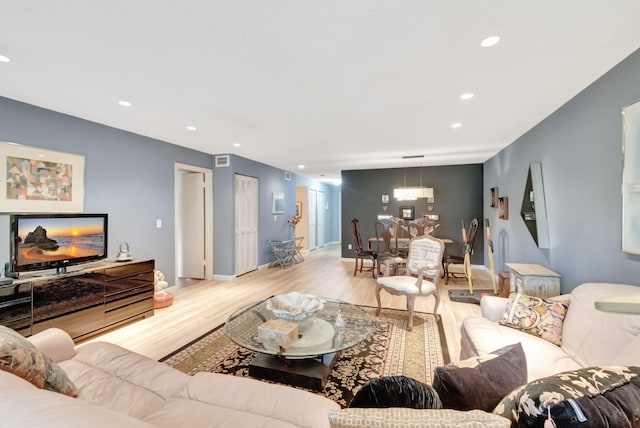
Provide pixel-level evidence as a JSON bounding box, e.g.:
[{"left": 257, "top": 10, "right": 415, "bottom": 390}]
[
  {"left": 483, "top": 47, "right": 640, "bottom": 292},
  {"left": 341, "top": 164, "right": 484, "bottom": 263}
]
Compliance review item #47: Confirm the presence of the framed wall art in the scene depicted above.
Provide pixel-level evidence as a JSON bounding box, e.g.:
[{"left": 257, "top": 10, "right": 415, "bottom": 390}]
[
  {"left": 2, "top": 141, "right": 85, "bottom": 213},
  {"left": 490, "top": 187, "right": 499, "bottom": 208},
  {"left": 400, "top": 206, "right": 415, "bottom": 220},
  {"left": 272, "top": 192, "right": 285, "bottom": 214}
]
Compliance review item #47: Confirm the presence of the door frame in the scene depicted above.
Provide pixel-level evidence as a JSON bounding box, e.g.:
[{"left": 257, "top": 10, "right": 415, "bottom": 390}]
[{"left": 174, "top": 163, "right": 214, "bottom": 285}]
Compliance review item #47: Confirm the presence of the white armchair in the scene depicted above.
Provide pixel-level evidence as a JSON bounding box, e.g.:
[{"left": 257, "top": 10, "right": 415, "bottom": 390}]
[{"left": 375, "top": 235, "right": 445, "bottom": 331}]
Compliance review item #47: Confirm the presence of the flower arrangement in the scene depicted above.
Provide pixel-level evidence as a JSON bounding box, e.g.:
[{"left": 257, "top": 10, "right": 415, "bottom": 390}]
[{"left": 288, "top": 215, "right": 301, "bottom": 228}]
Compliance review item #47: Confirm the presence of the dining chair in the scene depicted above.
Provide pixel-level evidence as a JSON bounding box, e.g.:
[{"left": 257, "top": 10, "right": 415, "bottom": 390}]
[
  {"left": 375, "top": 234, "right": 445, "bottom": 331},
  {"left": 374, "top": 220, "right": 405, "bottom": 277},
  {"left": 351, "top": 218, "right": 377, "bottom": 277}
]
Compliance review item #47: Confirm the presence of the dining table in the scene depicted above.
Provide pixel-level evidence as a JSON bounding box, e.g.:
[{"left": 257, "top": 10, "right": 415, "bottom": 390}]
[{"left": 367, "top": 236, "right": 453, "bottom": 253}]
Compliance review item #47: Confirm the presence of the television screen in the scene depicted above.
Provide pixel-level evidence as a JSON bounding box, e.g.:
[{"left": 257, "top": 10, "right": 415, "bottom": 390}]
[{"left": 10, "top": 213, "right": 108, "bottom": 273}]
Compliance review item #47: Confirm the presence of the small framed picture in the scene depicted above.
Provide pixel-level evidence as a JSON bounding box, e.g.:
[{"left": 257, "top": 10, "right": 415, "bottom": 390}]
[
  {"left": 400, "top": 206, "right": 415, "bottom": 220},
  {"left": 498, "top": 196, "right": 509, "bottom": 219},
  {"left": 381, "top": 194, "right": 389, "bottom": 204},
  {"left": 272, "top": 192, "right": 285, "bottom": 214},
  {"left": 490, "top": 187, "right": 499, "bottom": 208},
  {"left": 295, "top": 202, "right": 302, "bottom": 218}
]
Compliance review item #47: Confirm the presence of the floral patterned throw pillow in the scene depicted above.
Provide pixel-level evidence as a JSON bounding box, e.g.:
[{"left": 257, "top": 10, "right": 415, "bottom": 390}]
[
  {"left": 499, "top": 293, "right": 569, "bottom": 346},
  {"left": 493, "top": 366, "right": 640, "bottom": 426},
  {"left": 0, "top": 324, "right": 78, "bottom": 397}
]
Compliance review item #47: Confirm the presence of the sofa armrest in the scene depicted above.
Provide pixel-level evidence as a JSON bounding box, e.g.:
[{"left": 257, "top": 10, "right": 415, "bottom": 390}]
[
  {"left": 27, "top": 328, "right": 76, "bottom": 363},
  {"left": 480, "top": 296, "right": 508, "bottom": 322}
]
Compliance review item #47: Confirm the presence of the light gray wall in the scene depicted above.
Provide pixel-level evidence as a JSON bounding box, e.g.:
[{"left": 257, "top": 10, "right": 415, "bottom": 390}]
[
  {"left": 484, "top": 48, "right": 640, "bottom": 292},
  {"left": 0, "top": 97, "right": 213, "bottom": 282},
  {"left": 212, "top": 154, "right": 298, "bottom": 276},
  {"left": 0, "top": 96, "right": 342, "bottom": 281},
  {"left": 294, "top": 175, "right": 341, "bottom": 245}
]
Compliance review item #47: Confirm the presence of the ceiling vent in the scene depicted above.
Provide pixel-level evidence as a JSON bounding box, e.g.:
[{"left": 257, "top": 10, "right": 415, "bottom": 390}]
[
  {"left": 215, "top": 155, "right": 230, "bottom": 167},
  {"left": 284, "top": 171, "right": 292, "bottom": 181}
]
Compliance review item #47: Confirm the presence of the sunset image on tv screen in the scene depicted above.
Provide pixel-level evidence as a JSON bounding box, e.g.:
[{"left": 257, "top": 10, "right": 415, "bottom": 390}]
[{"left": 17, "top": 217, "right": 105, "bottom": 266}]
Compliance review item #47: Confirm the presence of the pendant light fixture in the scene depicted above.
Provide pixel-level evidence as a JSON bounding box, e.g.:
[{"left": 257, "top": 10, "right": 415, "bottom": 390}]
[{"left": 393, "top": 155, "right": 434, "bottom": 201}]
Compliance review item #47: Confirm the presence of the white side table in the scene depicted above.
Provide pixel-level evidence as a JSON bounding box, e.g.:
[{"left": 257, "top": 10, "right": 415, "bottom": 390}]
[{"left": 505, "top": 263, "right": 561, "bottom": 298}]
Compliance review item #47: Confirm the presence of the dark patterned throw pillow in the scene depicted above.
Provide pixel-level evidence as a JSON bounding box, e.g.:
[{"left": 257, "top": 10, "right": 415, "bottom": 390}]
[{"left": 493, "top": 366, "right": 640, "bottom": 426}]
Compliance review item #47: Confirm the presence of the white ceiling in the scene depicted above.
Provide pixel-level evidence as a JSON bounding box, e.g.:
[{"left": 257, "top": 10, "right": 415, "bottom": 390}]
[{"left": 1, "top": 1, "right": 640, "bottom": 182}]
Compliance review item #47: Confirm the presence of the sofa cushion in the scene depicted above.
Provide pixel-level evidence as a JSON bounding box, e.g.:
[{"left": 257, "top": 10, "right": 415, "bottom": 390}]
[
  {"left": 0, "top": 324, "right": 78, "bottom": 397},
  {"left": 460, "top": 316, "right": 581, "bottom": 381},
  {"left": 328, "top": 408, "right": 511, "bottom": 428},
  {"left": 561, "top": 283, "right": 640, "bottom": 368},
  {"left": 493, "top": 366, "right": 639, "bottom": 426},
  {"left": 60, "top": 341, "right": 190, "bottom": 419},
  {"left": 499, "top": 293, "right": 569, "bottom": 346},
  {"left": 0, "top": 370, "right": 156, "bottom": 428},
  {"left": 143, "top": 372, "right": 340, "bottom": 428},
  {"left": 433, "top": 343, "right": 527, "bottom": 412}
]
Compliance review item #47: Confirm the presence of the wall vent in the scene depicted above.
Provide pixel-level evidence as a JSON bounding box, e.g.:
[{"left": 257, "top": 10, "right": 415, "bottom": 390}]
[
  {"left": 284, "top": 171, "right": 292, "bottom": 181},
  {"left": 215, "top": 155, "right": 230, "bottom": 167}
]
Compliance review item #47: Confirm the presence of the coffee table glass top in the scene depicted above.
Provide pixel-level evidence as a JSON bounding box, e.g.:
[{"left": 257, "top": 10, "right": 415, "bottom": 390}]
[{"left": 225, "top": 296, "right": 374, "bottom": 358}]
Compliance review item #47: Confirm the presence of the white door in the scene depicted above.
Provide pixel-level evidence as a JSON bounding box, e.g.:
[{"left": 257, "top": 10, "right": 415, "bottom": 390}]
[
  {"left": 178, "top": 172, "right": 205, "bottom": 278},
  {"left": 235, "top": 174, "right": 259, "bottom": 275},
  {"left": 317, "top": 191, "right": 325, "bottom": 247},
  {"left": 308, "top": 189, "right": 317, "bottom": 250}
]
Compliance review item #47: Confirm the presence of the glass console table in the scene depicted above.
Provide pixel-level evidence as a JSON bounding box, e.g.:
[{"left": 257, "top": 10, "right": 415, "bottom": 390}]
[{"left": 268, "top": 237, "right": 304, "bottom": 269}]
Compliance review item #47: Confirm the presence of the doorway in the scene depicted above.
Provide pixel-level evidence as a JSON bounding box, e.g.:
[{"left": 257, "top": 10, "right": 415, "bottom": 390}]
[{"left": 174, "top": 163, "right": 213, "bottom": 286}]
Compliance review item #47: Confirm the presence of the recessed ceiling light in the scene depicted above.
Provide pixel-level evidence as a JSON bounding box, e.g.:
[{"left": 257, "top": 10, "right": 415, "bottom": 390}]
[
  {"left": 451, "top": 122, "right": 462, "bottom": 129},
  {"left": 0, "top": 54, "right": 10, "bottom": 63},
  {"left": 460, "top": 93, "right": 474, "bottom": 100},
  {"left": 118, "top": 100, "right": 132, "bottom": 107},
  {"left": 480, "top": 36, "right": 500, "bottom": 48},
  {"left": 233, "top": 143, "right": 241, "bottom": 147},
  {"left": 298, "top": 164, "right": 305, "bottom": 169},
  {"left": 186, "top": 126, "right": 196, "bottom": 131}
]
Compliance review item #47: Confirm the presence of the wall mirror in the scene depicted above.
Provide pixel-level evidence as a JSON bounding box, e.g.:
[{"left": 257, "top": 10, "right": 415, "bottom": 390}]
[
  {"left": 622, "top": 99, "right": 640, "bottom": 254},
  {"left": 520, "top": 162, "right": 550, "bottom": 249}
]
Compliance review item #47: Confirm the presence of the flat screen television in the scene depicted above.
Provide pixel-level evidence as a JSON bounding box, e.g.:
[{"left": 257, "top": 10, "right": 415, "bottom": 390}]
[{"left": 10, "top": 213, "right": 108, "bottom": 275}]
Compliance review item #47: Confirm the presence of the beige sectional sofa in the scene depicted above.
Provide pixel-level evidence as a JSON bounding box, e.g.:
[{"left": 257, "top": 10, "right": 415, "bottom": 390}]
[
  {"left": 0, "top": 327, "right": 339, "bottom": 428},
  {"left": 460, "top": 282, "right": 640, "bottom": 381}
]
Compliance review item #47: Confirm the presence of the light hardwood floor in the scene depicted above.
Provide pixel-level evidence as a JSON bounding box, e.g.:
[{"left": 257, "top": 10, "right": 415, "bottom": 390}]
[{"left": 84, "top": 244, "right": 487, "bottom": 361}]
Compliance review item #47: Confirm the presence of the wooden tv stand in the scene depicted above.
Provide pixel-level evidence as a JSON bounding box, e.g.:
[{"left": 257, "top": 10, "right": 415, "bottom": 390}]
[{"left": 0, "top": 259, "right": 154, "bottom": 341}]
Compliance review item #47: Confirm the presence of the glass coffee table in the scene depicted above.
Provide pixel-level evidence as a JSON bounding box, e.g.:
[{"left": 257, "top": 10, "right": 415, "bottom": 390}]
[{"left": 225, "top": 296, "right": 374, "bottom": 390}]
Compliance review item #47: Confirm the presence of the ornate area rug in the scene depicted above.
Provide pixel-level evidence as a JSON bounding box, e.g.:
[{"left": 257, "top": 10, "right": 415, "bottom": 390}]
[{"left": 160, "top": 307, "right": 449, "bottom": 408}]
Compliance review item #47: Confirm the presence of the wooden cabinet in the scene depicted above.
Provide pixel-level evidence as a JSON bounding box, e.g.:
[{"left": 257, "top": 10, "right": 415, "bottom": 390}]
[
  {"left": 505, "top": 263, "right": 561, "bottom": 298},
  {"left": 2, "top": 260, "right": 154, "bottom": 341}
]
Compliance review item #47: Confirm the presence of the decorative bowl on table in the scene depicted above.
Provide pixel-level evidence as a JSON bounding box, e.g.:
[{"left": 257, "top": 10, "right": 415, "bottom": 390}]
[{"left": 266, "top": 292, "right": 325, "bottom": 321}]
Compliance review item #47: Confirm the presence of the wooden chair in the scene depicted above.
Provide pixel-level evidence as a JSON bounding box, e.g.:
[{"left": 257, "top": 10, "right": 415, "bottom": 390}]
[
  {"left": 374, "top": 220, "right": 405, "bottom": 277},
  {"left": 375, "top": 235, "right": 445, "bottom": 331},
  {"left": 351, "top": 218, "right": 377, "bottom": 277}
]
